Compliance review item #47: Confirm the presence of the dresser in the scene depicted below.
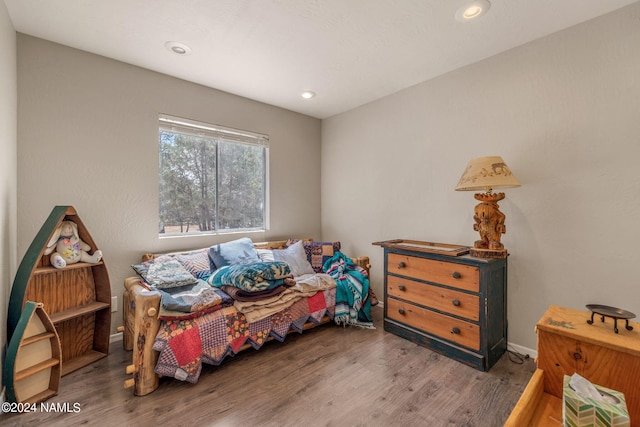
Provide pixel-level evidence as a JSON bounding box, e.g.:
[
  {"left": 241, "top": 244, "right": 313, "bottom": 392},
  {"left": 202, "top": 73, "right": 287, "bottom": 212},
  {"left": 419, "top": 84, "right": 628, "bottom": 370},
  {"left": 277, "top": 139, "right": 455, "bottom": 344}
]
[
  {"left": 373, "top": 240, "right": 507, "bottom": 371},
  {"left": 506, "top": 305, "right": 640, "bottom": 426}
]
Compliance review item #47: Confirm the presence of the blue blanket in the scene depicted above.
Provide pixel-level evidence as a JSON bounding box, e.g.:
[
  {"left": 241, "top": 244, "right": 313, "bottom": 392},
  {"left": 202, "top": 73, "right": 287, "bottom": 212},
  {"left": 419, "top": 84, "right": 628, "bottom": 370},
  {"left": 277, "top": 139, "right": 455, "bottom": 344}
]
[
  {"left": 323, "top": 252, "right": 374, "bottom": 328},
  {"left": 157, "top": 280, "right": 233, "bottom": 319},
  {"left": 208, "top": 261, "right": 292, "bottom": 292}
]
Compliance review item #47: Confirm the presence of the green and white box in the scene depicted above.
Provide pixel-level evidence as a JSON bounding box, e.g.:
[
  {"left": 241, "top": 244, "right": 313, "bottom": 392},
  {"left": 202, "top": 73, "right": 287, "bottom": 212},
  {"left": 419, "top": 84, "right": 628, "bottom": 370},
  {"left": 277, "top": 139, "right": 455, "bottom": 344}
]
[{"left": 563, "top": 375, "right": 630, "bottom": 427}]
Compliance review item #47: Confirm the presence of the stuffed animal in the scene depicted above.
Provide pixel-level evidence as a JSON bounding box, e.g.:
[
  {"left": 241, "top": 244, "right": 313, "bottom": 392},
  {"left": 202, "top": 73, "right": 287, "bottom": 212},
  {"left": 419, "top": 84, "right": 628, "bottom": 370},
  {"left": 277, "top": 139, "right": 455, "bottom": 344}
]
[{"left": 44, "top": 220, "right": 103, "bottom": 269}]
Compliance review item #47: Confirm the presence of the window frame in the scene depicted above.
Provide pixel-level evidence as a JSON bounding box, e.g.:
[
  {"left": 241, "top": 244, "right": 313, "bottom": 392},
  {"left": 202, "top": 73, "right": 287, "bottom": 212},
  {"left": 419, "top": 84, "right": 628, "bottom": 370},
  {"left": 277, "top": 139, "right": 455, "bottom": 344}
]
[{"left": 158, "top": 114, "right": 270, "bottom": 238}]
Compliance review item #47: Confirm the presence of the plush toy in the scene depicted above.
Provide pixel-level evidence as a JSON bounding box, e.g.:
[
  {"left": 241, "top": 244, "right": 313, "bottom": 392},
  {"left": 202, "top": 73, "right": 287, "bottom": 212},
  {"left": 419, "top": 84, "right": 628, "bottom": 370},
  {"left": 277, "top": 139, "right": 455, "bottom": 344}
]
[{"left": 44, "top": 220, "right": 103, "bottom": 269}]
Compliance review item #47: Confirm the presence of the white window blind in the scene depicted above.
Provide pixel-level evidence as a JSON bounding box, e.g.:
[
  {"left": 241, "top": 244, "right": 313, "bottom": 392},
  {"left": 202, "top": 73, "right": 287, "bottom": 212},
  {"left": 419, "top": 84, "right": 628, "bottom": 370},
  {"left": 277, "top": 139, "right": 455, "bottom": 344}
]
[{"left": 159, "top": 114, "right": 269, "bottom": 147}]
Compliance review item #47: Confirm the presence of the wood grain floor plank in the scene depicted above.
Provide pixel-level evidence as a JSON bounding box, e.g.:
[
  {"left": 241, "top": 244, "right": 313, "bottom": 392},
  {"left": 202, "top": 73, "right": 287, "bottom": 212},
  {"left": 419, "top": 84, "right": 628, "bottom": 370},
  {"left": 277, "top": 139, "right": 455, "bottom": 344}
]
[{"left": 3, "top": 306, "right": 534, "bottom": 427}]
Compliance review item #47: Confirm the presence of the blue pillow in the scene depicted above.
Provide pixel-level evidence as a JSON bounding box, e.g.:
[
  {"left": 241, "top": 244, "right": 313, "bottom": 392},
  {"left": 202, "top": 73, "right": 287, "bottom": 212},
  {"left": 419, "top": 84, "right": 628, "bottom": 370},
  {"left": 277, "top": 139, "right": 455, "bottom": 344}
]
[{"left": 208, "top": 237, "right": 260, "bottom": 268}]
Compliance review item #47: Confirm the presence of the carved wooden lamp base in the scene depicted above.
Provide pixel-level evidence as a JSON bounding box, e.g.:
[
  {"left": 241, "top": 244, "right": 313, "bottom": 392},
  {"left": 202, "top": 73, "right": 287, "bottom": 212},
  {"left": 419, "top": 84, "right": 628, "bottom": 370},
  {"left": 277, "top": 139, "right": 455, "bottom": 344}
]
[
  {"left": 471, "top": 192, "right": 508, "bottom": 259},
  {"left": 470, "top": 247, "right": 508, "bottom": 259}
]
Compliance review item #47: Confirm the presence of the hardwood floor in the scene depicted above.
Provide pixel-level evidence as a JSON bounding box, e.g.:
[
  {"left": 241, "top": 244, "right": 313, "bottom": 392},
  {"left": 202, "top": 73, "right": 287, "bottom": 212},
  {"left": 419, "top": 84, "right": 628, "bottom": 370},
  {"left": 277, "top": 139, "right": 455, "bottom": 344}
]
[{"left": 3, "top": 306, "right": 535, "bottom": 427}]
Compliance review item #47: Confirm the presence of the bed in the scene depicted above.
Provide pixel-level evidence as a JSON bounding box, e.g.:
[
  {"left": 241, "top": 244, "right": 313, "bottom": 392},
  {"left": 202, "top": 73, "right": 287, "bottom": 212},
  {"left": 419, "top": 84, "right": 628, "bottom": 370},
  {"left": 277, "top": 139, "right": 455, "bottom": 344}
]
[{"left": 121, "top": 238, "right": 372, "bottom": 396}]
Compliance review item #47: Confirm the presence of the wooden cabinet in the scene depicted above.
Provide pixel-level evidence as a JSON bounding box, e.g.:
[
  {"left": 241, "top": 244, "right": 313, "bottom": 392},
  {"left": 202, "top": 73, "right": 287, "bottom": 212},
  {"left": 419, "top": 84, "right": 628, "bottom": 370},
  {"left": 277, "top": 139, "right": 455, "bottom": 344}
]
[
  {"left": 8, "top": 206, "right": 111, "bottom": 376},
  {"left": 506, "top": 305, "right": 640, "bottom": 426},
  {"left": 374, "top": 240, "right": 507, "bottom": 371}
]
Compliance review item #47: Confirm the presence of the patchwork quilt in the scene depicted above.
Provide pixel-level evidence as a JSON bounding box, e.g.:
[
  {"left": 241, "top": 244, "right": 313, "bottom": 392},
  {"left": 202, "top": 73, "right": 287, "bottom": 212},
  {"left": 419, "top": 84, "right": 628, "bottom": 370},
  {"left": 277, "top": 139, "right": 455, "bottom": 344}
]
[{"left": 153, "top": 288, "right": 336, "bottom": 383}]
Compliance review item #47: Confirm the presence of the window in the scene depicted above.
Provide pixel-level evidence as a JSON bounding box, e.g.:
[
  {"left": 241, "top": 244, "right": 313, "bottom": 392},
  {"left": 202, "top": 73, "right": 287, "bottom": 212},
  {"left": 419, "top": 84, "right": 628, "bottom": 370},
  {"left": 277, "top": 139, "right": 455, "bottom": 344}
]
[{"left": 158, "top": 114, "right": 268, "bottom": 236}]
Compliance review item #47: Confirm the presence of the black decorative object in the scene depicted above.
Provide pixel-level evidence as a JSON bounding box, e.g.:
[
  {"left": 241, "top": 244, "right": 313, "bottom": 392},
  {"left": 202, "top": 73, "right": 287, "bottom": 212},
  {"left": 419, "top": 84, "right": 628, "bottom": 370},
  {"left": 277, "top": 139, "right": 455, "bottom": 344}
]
[{"left": 586, "top": 304, "right": 636, "bottom": 334}]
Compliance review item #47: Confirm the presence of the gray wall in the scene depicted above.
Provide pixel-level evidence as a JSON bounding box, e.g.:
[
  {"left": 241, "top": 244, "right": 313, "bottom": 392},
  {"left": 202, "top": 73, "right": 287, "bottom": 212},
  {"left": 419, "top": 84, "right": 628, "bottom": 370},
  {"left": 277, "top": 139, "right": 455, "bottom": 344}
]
[
  {"left": 0, "top": 1, "right": 17, "bottom": 391},
  {"left": 16, "top": 35, "right": 322, "bottom": 334},
  {"left": 322, "top": 3, "right": 640, "bottom": 351}
]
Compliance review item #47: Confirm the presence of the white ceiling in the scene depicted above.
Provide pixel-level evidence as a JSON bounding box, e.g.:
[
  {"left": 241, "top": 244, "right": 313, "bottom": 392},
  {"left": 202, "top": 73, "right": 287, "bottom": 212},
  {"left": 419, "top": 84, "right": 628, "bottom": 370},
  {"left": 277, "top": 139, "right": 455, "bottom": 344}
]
[{"left": 5, "top": 0, "right": 638, "bottom": 119}]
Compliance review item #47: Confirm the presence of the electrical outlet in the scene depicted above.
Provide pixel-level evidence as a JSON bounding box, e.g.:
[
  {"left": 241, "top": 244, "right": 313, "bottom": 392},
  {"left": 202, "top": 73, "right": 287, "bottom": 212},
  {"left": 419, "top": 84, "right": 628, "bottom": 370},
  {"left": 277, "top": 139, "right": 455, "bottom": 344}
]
[{"left": 111, "top": 296, "right": 117, "bottom": 312}]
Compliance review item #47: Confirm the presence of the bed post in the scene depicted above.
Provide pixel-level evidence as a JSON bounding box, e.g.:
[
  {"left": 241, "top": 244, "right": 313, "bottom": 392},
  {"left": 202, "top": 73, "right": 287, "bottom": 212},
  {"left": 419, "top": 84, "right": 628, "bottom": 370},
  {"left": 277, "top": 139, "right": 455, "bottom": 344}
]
[
  {"left": 122, "top": 285, "right": 133, "bottom": 351},
  {"left": 353, "top": 256, "right": 371, "bottom": 277},
  {"left": 123, "top": 278, "right": 162, "bottom": 396}
]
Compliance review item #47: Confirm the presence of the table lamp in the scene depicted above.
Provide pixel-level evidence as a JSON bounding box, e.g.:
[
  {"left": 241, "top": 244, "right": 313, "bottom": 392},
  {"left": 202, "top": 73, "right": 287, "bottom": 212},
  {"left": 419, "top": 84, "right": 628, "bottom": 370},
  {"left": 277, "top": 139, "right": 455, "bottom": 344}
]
[{"left": 455, "top": 156, "right": 520, "bottom": 258}]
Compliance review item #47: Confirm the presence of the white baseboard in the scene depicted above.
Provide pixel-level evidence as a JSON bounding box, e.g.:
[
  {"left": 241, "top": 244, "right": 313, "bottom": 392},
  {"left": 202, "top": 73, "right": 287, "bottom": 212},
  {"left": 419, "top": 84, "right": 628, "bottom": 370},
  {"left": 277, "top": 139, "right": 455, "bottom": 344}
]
[
  {"left": 109, "top": 332, "right": 123, "bottom": 344},
  {"left": 507, "top": 342, "right": 537, "bottom": 360}
]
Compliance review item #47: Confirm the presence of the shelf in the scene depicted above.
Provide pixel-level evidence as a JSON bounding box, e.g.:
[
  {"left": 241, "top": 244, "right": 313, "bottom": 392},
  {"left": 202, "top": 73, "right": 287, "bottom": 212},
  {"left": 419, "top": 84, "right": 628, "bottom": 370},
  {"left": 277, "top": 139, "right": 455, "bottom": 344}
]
[
  {"left": 8, "top": 205, "right": 111, "bottom": 384},
  {"left": 21, "top": 331, "right": 57, "bottom": 347},
  {"left": 15, "top": 358, "right": 60, "bottom": 382},
  {"left": 61, "top": 350, "right": 107, "bottom": 376},
  {"left": 33, "top": 261, "right": 104, "bottom": 276},
  {"left": 50, "top": 302, "right": 110, "bottom": 324}
]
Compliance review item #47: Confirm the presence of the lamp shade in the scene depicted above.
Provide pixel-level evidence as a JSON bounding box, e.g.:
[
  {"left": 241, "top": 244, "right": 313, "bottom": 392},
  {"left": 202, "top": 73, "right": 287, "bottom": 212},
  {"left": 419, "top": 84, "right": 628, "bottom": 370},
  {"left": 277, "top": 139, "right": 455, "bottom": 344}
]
[{"left": 455, "top": 156, "right": 520, "bottom": 191}]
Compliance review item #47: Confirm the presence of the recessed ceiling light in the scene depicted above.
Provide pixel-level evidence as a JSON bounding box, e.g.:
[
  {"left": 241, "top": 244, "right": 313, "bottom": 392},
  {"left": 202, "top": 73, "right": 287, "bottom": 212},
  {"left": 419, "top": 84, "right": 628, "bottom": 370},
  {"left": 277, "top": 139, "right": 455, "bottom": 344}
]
[
  {"left": 164, "top": 41, "right": 192, "bottom": 55},
  {"left": 301, "top": 91, "right": 316, "bottom": 99},
  {"left": 455, "top": 0, "right": 491, "bottom": 22}
]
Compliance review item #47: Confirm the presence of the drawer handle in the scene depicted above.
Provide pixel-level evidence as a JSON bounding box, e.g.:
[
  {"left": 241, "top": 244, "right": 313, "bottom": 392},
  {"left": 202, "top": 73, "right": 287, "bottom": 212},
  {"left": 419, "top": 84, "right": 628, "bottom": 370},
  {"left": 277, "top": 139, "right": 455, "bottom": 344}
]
[
  {"left": 398, "top": 308, "right": 405, "bottom": 315},
  {"left": 452, "top": 299, "right": 460, "bottom": 307},
  {"left": 398, "top": 261, "right": 406, "bottom": 268},
  {"left": 573, "top": 352, "right": 582, "bottom": 360},
  {"left": 452, "top": 271, "right": 461, "bottom": 279},
  {"left": 451, "top": 327, "right": 460, "bottom": 335},
  {"left": 398, "top": 285, "right": 406, "bottom": 291}
]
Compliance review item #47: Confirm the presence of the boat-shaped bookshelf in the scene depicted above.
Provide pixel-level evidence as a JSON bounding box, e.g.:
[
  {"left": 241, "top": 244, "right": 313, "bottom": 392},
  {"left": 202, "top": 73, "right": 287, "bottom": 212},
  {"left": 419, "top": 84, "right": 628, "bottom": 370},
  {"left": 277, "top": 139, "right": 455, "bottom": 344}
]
[
  {"left": 8, "top": 206, "right": 111, "bottom": 376},
  {"left": 4, "top": 301, "right": 61, "bottom": 403}
]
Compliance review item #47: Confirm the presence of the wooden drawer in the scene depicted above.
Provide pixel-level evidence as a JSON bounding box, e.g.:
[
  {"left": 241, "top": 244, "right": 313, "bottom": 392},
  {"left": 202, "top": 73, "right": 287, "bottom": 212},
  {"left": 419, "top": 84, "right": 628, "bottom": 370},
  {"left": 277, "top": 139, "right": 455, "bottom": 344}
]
[
  {"left": 504, "top": 369, "right": 562, "bottom": 426},
  {"left": 534, "top": 306, "right": 640, "bottom": 423},
  {"left": 387, "top": 253, "right": 479, "bottom": 292},
  {"left": 387, "top": 275, "right": 480, "bottom": 321},
  {"left": 386, "top": 298, "right": 480, "bottom": 350},
  {"left": 536, "top": 327, "right": 640, "bottom": 422}
]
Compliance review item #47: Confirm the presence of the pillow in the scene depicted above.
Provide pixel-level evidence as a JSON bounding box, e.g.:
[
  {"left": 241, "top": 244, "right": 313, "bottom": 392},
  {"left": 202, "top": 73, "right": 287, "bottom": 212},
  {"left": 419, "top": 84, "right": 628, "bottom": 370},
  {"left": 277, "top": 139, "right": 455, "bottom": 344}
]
[
  {"left": 208, "top": 237, "right": 261, "bottom": 268},
  {"left": 302, "top": 241, "right": 341, "bottom": 273},
  {"left": 131, "top": 255, "right": 198, "bottom": 290},
  {"left": 131, "top": 261, "right": 150, "bottom": 280},
  {"left": 273, "top": 240, "right": 314, "bottom": 276},
  {"left": 256, "top": 248, "right": 275, "bottom": 262},
  {"left": 174, "top": 250, "right": 211, "bottom": 276}
]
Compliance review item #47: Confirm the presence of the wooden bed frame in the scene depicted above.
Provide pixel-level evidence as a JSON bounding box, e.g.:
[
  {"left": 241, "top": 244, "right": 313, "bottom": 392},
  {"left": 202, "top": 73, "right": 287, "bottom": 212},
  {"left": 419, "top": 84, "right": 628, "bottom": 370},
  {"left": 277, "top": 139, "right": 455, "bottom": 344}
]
[{"left": 120, "top": 239, "right": 371, "bottom": 396}]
